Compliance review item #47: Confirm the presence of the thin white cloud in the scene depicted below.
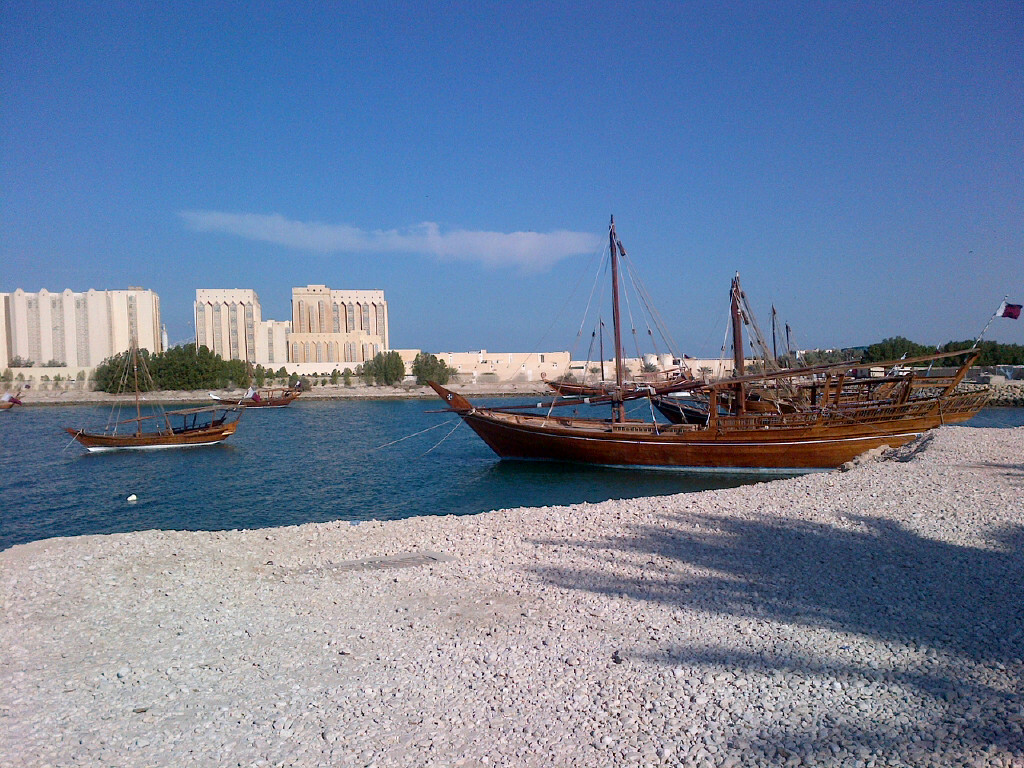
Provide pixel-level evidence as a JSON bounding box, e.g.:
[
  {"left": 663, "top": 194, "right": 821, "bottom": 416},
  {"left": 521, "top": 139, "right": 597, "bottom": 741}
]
[{"left": 179, "top": 211, "right": 602, "bottom": 271}]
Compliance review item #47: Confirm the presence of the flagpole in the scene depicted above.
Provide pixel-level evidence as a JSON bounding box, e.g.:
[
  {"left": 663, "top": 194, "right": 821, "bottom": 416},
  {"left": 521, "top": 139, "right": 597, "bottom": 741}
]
[{"left": 974, "top": 296, "right": 1008, "bottom": 347}]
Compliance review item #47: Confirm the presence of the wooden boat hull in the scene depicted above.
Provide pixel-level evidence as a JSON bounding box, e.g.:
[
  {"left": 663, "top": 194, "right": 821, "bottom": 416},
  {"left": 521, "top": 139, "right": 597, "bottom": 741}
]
[
  {"left": 241, "top": 390, "right": 301, "bottom": 408},
  {"left": 432, "top": 384, "right": 988, "bottom": 470},
  {"left": 652, "top": 395, "right": 712, "bottom": 425},
  {"left": 0, "top": 401, "right": 15, "bottom": 411},
  {"left": 65, "top": 420, "right": 240, "bottom": 452}
]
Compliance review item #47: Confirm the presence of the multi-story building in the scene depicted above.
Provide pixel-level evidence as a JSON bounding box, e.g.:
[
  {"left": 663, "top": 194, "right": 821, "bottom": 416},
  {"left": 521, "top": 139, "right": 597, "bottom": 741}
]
[
  {"left": 194, "top": 289, "right": 289, "bottom": 367},
  {"left": 0, "top": 287, "right": 162, "bottom": 368},
  {"left": 288, "top": 285, "right": 388, "bottom": 366}
]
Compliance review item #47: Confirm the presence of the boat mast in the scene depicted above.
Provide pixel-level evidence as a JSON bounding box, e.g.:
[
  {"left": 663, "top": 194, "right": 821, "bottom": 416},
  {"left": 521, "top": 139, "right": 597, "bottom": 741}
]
[
  {"left": 598, "top": 316, "right": 606, "bottom": 383},
  {"left": 771, "top": 305, "right": 778, "bottom": 364},
  {"left": 132, "top": 337, "right": 142, "bottom": 435},
  {"left": 730, "top": 274, "right": 746, "bottom": 413},
  {"left": 609, "top": 216, "right": 626, "bottom": 422}
]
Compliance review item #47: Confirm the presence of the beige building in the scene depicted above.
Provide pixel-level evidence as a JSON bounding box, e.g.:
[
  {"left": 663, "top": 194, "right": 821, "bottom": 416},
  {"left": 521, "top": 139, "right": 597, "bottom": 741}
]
[
  {"left": 392, "top": 349, "right": 570, "bottom": 382},
  {"left": 1, "top": 287, "right": 162, "bottom": 369},
  {"left": 194, "top": 289, "right": 288, "bottom": 366},
  {"left": 288, "top": 285, "right": 388, "bottom": 367}
]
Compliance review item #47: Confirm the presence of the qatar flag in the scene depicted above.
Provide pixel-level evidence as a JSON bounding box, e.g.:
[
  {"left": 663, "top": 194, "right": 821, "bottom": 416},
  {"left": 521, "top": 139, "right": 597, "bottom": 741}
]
[{"left": 998, "top": 301, "right": 1022, "bottom": 320}]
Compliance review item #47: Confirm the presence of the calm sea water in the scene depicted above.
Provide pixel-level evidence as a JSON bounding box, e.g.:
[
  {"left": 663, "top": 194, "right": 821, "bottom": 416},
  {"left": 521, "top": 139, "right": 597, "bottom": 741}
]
[{"left": 1, "top": 401, "right": 1021, "bottom": 550}]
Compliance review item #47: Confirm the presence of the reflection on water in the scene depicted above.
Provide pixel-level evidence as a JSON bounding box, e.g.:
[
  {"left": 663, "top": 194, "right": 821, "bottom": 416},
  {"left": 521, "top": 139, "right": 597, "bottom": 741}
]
[{"left": 1, "top": 402, "right": 1020, "bottom": 550}]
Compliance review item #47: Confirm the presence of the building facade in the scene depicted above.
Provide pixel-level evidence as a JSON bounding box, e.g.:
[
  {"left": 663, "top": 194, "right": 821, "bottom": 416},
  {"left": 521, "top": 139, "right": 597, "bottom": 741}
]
[
  {"left": 288, "top": 285, "right": 388, "bottom": 366},
  {"left": 1, "top": 287, "right": 162, "bottom": 369},
  {"left": 194, "top": 289, "right": 289, "bottom": 367}
]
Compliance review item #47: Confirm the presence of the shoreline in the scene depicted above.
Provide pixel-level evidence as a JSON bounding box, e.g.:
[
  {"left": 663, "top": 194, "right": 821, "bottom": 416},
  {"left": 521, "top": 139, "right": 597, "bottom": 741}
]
[
  {"left": 2, "top": 425, "right": 1022, "bottom": 766},
  {"left": 9, "top": 379, "right": 1024, "bottom": 407},
  {"left": 8, "top": 381, "right": 550, "bottom": 406}
]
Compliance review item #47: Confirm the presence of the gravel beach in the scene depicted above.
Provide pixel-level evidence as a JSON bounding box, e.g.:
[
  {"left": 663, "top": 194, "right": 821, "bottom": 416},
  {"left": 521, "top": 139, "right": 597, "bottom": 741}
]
[{"left": 2, "top": 426, "right": 1022, "bottom": 767}]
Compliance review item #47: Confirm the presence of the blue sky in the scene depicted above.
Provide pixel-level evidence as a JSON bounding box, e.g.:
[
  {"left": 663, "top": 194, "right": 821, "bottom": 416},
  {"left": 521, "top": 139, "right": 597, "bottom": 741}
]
[{"left": 2, "top": 2, "right": 1021, "bottom": 357}]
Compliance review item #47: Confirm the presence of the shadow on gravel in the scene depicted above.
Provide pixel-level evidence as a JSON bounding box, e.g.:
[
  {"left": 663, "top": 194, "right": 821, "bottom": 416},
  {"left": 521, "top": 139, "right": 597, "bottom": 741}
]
[{"left": 531, "top": 513, "right": 1024, "bottom": 758}]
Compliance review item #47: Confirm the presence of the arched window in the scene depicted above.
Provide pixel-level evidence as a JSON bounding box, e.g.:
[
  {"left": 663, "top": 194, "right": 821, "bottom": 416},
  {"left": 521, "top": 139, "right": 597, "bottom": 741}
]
[
  {"left": 291, "top": 342, "right": 300, "bottom": 362},
  {"left": 304, "top": 342, "right": 311, "bottom": 362},
  {"left": 297, "top": 301, "right": 305, "bottom": 333},
  {"left": 346, "top": 303, "right": 355, "bottom": 332},
  {"left": 332, "top": 304, "right": 341, "bottom": 333},
  {"left": 318, "top": 300, "right": 329, "bottom": 333}
]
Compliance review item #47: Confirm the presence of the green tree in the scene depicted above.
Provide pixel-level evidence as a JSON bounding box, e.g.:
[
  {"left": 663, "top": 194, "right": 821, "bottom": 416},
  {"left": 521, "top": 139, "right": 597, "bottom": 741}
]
[
  {"left": 330, "top": 369, "right": 340, "bottom": 385},
  {"left": 860, "top": 337, "right": 934, "bottom": 364},
  {"left": 411, "top": 352, "right": 454, "bottom": 385},
  {"left": 10, "top": 356, "right": 33, "bottom": 367},
  {"left": 362, "top": 351, "right": 406, "bottom": 385},
  {"left": 343, "top": 368, "right": 353, "bottom": 386}
]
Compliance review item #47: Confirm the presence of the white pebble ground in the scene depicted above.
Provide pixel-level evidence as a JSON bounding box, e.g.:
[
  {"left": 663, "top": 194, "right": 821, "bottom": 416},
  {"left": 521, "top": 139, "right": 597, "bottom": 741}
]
[{"left": 2, "top": 426, "right": 1022, "bottom": 767}]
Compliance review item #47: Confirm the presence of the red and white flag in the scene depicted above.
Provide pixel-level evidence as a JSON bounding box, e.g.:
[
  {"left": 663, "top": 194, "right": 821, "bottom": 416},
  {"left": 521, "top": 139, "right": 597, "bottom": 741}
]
[{"left": 998, "top": 301, "right": 1022, "bottom": 319}]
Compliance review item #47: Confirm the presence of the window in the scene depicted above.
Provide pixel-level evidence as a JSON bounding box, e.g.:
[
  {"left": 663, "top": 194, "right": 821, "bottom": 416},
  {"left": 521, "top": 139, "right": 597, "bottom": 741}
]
[
  {"left": 332, "top": 304, "right": 341, "bottom": 333},
  {"left": 228, "top": 304, "right": 239, "bottom": 360},
  {"left": 346, "top": 304, "right": 355, "bottom": 332},
  {"left": 213, "top": 304, "right": 223, "bottom": 354}
]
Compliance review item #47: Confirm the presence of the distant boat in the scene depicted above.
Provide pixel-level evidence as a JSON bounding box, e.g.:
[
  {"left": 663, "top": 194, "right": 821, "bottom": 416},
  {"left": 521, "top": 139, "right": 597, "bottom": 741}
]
[
  {"left": 66, "top": 339, "right": 242, "bottom": 452},
  {"left": 210, "top": 384, "right": 302, "bottom": 408},
  {"left": 0, "top": 389, "right": 23, "bottom": 411},
  {"left": 429, "top": 217, "right": 989, "bottom": 470}
]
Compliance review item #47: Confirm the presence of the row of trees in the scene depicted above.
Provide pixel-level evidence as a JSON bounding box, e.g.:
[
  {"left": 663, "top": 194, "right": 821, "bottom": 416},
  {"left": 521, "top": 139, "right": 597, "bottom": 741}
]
[
  {"left": 774, "top": 338, "right": 1023, "bottom": 368},
  {"left": 859, "top": 337, "right": 1024, "bottom": 366},
  {"left": 353, "top": 351, "right": 456, "bottom": 386},
  {"left": 90, "top": 345, "right": 459, "bottom": 393}
]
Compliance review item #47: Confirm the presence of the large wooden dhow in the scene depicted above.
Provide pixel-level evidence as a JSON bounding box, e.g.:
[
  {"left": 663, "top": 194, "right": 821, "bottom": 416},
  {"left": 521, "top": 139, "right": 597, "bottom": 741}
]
[{"left": 430, "top": 217, "right": 989, "bottom": 470}]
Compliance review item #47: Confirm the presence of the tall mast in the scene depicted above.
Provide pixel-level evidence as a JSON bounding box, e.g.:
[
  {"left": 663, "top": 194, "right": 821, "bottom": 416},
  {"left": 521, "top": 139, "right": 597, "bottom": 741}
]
[
  {"left": 771, "top": 304, "right": 778, "bottom": 364},
  {"left": 730, "top": 274, "right": 745, "bottom": 377},
  {"left": 132, "top": 337, "right": 142, "bottom": 435},
  {"left": 598, "top": 315, "right": 605, "bottom": 383},
  {"left": 609, "top": 216, "right": 626, "bottom": 422},
  {"left": 730, "top": 273, "right": 745, "bottom": 413}
]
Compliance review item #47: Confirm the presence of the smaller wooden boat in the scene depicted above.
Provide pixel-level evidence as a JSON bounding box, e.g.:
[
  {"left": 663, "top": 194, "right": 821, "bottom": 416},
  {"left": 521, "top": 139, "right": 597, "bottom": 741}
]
[
  {"left": 66, "top": 405, "right": 242, "bottom": 452},
  {"left": 210, "top": 385, "right": 302, "bottom": 408},
  {"left": 66, "top": 337, "right": 244, "bottom": 452}
]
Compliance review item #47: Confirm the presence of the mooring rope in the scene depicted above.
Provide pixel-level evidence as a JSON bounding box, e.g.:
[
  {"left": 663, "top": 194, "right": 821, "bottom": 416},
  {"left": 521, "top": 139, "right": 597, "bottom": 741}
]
[
  {"left": 370, "top": 420, "right": 456, "bottom": 452},
  {"left": 62, "top": 430, "right": 84, "bottom": 452},
  {"left": 422, "top": 419, "right": 464, "bottom": 456}
]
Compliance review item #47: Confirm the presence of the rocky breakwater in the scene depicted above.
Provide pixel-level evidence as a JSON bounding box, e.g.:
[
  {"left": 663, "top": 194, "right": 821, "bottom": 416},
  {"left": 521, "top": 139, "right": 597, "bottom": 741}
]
[
  {"left": 988, "top": 381, "right": 1024, "bottom": 407},
  {"left": 2, "top": 426, "right": 1022, "bottom": 767}
]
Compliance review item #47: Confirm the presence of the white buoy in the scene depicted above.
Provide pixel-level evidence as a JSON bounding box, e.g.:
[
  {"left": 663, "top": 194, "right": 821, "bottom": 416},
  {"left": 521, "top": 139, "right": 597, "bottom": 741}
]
[{"left": 126, "top": 494, "right": 138, "bottom": 502}]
